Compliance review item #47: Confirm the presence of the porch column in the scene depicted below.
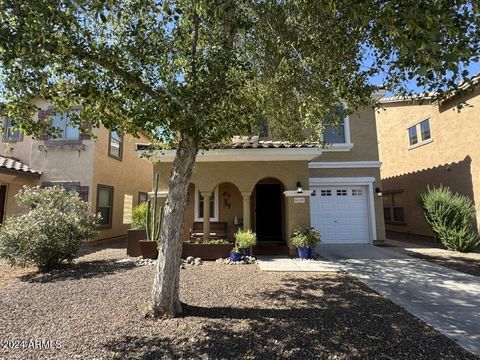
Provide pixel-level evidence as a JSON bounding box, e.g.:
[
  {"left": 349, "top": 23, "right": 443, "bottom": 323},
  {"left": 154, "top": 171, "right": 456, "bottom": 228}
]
[
  {"left": 241, "top": 191, "right": 251, "bottom": 230},
  {"left": 201, "top": 191, "right": 212, "bottom": 241}
]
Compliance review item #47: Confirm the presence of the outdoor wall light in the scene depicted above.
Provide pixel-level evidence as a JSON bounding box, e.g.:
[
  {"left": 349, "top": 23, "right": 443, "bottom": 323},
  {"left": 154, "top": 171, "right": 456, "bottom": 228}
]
[
  {"left": 296, "top": 181, "right": 303, "bottom": 193},
  {"left": 375, "top": 187, "right": 383, "bottom": 197}
]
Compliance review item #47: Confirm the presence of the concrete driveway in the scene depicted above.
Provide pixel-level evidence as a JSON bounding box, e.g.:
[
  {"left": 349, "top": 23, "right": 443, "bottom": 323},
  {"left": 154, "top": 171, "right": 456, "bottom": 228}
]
[{"left": 319, "top": 244, "right": 480, "bottom": 356}]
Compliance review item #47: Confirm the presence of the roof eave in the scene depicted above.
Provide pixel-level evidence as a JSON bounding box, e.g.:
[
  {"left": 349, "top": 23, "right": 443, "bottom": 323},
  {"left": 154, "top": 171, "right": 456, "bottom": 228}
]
[{"left": 137, "top": 147, "right": 322, "bottom": 162}]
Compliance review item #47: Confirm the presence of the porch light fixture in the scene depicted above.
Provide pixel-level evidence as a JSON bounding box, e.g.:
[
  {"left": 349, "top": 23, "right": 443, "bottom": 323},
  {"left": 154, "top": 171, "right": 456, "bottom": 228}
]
[
  {"left": 375, "top": 187, "right": 383, "bottom": 197},
  {"left": 296, "top": 181, "right": 303, "bottom": 193}
]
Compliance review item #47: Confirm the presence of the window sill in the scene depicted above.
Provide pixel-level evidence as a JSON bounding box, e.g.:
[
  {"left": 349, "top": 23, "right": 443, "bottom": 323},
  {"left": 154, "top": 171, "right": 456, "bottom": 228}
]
[
  {"left": 98, "top": 224, "right": 112, "bottom": 230},
  {"left": 45, "top": 139, "right": 83, "bottom": 145},
  {"left": 108, "top": 154, "right": 123, "bottom": 161},
  {"left": 408, "top": 138, "right": 433, "bottom": 150},
  {"left": 323, "top": 143, "right": 354, "bottom": 152},
  {"left": 385, "top": 221, "right": 407, "bottom": 226}
]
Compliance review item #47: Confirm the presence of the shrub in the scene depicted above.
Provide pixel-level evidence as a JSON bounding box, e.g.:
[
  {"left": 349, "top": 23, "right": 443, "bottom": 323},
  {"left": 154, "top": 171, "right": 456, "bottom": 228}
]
[
  {"left": 418, "top": 186, "right": 479, "bottom": 252},
  {"left": 131, "top": 202, "right": 148, "bottom": 230},
  {"left": 290, "top": 226, "right": 320, "bottom": 248},
  {"left": 235, "top": 229, "right": 257, "bottom": 249},
  {"left": 0, "top": 186, "right": 100, "bottom": 271}
]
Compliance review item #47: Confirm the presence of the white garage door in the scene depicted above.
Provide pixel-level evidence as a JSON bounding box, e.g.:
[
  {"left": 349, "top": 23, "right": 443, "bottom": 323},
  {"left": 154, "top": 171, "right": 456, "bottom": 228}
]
[{"left": 310, "top": 186, "right": 370, "bottom": 244}]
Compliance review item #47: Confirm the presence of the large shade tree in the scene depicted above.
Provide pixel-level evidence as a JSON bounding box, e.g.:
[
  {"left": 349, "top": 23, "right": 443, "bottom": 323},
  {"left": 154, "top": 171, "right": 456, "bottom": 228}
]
[{"left": 1, "top": 0, "right": 479, "bottom": 317}]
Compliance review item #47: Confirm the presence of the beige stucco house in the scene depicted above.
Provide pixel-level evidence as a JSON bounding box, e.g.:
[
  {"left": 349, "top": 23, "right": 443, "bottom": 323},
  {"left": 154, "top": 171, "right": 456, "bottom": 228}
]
[
  {"left": 0, "top": 100, "right": 152, "bottom": 243},
  {"left": 137, "top": 101, "right": 386, "bottom": 255},
  {"left": 376, "top": 75, "right": 480, "bottom": 240}
]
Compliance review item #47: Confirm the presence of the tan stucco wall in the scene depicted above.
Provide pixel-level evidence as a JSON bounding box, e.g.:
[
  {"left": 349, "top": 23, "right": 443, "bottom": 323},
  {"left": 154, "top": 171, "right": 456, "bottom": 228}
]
[
  {"left": 92, "top": 128, "right": 152, "bottom": 242},
  {"left": 0, "top": 174, "right": 40, "bottom": 221},
  {"left": 376, "top": 86, "right": 480, "bottom": 236}
]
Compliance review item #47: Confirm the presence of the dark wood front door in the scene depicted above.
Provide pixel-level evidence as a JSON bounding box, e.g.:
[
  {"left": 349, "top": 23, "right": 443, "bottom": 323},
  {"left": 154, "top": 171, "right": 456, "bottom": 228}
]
[
  {"left": 0, "top": 185, "right": 6, "bottom": 224},
  {"left": 254, "top": 183, "right": 283, "bottom": 242}
]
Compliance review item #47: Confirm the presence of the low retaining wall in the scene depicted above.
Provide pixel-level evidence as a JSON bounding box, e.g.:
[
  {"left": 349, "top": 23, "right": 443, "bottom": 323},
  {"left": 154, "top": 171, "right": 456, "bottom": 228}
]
[{"left": 181, "top": 243, "right": 234, "bottom": 260}]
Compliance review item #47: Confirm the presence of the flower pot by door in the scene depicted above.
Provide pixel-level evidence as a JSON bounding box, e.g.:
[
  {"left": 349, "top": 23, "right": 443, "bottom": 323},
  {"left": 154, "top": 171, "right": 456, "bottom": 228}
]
[{"left": 297, "top": 246, "right": 312, "bottom": 259}]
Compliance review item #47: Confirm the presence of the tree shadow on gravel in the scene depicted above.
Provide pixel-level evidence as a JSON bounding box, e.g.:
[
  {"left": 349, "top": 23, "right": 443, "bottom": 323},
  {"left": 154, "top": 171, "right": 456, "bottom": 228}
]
[
  {"left": 18, "top": 259, "right": 136, "bottom": 283},
  {"left": 103, "top": 276, "right": 475, "bottom": 360},
  {"left": 406, "top": 251, "right": 480, "bottom": 276}
]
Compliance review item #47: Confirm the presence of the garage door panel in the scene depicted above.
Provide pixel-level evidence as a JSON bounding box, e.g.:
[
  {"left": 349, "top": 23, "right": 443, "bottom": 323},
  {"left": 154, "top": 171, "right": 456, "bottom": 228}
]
[{"left": 310, "top": 185, "right": 370, "bottom": 245}]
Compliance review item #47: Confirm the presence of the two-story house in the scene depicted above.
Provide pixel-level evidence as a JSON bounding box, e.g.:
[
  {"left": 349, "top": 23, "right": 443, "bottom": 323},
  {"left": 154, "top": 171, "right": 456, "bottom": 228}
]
[
  {"left": 136, "top": 98, "right": 386, "bottom": 255},
  {"left": 0, "top": 100, "right": 152, "bottom": 244},
  {"left": 376, "top": 75, "right": 480, "bottom": 240}
]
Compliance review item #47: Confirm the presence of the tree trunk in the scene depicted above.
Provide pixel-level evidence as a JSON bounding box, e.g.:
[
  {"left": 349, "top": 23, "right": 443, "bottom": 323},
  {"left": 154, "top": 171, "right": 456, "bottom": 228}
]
[{"left": 151, "top": 132, "right": 197, "bottom": 317}]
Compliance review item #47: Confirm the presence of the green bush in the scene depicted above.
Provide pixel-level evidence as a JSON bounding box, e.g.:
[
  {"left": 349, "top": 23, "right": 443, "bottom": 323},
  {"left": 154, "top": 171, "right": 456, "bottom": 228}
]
[
  {"left": 290, "top": 226, "right": 320, "bottom": 248},
  {"left": 131, "top": 202, "right": 148, "bottom": 230},
  {"left": 0, "top": 186, "right": 100, "bottom": 271},
  {"left": 418, "top": 186, "right": 479, "bottom": 252},
  {"left": 235, "top": 229, "right": 256, "bottom": 249}
]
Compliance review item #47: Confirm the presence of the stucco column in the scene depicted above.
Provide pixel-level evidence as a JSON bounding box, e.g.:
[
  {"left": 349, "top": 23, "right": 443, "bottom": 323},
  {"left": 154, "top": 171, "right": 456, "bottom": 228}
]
[
  {"left": 201, "top": 192, "right": 212, "bottom": 241},
  {"left": 241, "top": 192, "right": 251, "bottom": 230}
]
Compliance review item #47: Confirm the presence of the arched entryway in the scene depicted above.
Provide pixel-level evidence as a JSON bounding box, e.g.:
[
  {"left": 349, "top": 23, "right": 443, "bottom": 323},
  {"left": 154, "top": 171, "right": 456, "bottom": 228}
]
[{"left": 253, "top": 178, "right": 284, "bottom": 243}]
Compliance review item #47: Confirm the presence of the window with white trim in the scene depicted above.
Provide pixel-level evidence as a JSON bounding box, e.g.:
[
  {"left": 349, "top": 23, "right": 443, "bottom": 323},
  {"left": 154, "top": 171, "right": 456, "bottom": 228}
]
[
  {"left": 336, "top": 189, "right": 347, "bottom": 196},
  {"left": 408, "top": 117, "right": 432, "bottom": 148},
  {"left": 194, "top": 187, "right": 218, "bottom": 221},
  {"left": 322, "top": 104, "right": 350, "bottom": 145}
]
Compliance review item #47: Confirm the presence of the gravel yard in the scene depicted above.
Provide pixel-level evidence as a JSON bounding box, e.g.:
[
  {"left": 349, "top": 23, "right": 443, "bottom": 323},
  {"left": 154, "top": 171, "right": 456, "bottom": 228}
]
[{"left": 0, "top": 244, "right": 477, "bottom": 360}]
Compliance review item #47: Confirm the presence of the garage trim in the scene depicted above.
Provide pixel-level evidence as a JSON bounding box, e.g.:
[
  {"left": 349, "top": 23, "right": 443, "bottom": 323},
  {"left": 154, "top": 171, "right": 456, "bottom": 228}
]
[{"left": 309, "top": 177, "right": 377, "bottom": 242}]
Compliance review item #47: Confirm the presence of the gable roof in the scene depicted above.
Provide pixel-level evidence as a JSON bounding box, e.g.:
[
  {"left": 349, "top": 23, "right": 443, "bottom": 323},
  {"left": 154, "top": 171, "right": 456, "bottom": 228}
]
[{"left": 0, "top": 156, "right": 42, "bottom": 177}]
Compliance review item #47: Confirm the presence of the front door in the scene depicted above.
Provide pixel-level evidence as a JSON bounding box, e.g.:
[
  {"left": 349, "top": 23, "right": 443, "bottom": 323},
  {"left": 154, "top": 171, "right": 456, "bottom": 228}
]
[
  {"left": 0, "top": 185, "right": 6, "bottom": 224},
  {"left": 254, "top": 183, "right": 283, "bottom": 242}
]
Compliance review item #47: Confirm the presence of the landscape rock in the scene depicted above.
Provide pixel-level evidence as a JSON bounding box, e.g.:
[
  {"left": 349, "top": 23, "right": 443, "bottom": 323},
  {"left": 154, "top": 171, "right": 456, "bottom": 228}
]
[
  {"left": 194, "top": 257, "right": 202, "bottom": 266},
  {"left": 186, "top": 256, "right": 195, "bottom": 264}
]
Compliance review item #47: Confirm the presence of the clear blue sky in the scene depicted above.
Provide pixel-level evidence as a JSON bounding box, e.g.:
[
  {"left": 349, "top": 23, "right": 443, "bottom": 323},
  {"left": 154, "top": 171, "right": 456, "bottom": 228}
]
[{"left": 368, "top": 61, "right": 480, "bottom": 94}]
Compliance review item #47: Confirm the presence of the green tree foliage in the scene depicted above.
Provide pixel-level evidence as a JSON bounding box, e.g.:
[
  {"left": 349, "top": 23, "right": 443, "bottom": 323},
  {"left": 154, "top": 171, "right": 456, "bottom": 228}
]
[
  {"left": 418, "top": 186, "right": 480, "bottom": 252},
  {"left": 0, "top": 186, "right": 99, "bottom": 271}
]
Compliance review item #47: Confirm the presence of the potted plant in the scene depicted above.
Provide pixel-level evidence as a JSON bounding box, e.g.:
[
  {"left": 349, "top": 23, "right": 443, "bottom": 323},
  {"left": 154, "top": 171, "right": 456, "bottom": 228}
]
[
  {"left": 229, "top": 246, "right": 242, "bottom": 262},
  {"left": 290, "top": 227, "right": 320, "bottom": 260},
  {"left": 139, "top": 174, "right": 163, "bottom": 260},
  {"left": 127, "top": 202, "right": 148, "bottom": 257},
  {"left": 235, "top": 229, "right": 256, "bottom": 256}
]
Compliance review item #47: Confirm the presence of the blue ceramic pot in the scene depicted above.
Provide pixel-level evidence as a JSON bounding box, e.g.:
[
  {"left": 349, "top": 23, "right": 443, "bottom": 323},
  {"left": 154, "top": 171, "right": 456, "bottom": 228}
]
[
  {"left": 297, "top": 246, "right": 312, "bottom": 259},
  {"left": 229, "top": 251, "right": 242, "bottom": 262},
  {"left": 240, "top": 248, "right": 250, "bottom": 257}
]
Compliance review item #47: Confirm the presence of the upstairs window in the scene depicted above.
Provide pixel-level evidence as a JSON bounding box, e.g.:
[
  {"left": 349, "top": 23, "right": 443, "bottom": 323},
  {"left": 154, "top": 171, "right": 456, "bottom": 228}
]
[
  {"left": 420, "top": 119, "right": 431, "bottom": 141},
  {"left": 108, "top": 131, "right": 123, "bottom": 160},
  {"left": 51, "top": 112, "right": 80, "bottom": 140},
  {"left": 324, "top": 117, "right": 346, "bottom": 144},
  {"left": 2, "top": 117, "right": 23, "bottom": 142},
  {"left": 408, "top": 117, "right": 432, "bottom": 148},
  {"left": 408, "top": 126, "right": 418, "bottom": 146},
  {"left": 322, "top": 104, "right": 350, "bottom": 145}
]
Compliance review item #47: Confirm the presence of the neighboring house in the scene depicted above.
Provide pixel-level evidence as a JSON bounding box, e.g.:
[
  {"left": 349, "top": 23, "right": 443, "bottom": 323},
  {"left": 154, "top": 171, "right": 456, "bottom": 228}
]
[
  {"left": 376, "top": 75, "right": 480, "bottom": 240},
  {"left": 0, "top": 100, "right": 152, "bottom": 243},
  {"left": 136, "top": 97, "right": 386, "bottom": 255}
]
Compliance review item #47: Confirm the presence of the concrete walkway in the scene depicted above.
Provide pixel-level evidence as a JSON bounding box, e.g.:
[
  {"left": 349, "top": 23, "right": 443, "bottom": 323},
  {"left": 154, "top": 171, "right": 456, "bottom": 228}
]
[
  {"left": 257, "top": 256, "right": 341, "bottom": 272},
  {"left": 319, "top": 244, "right": 480, "bottom": 356}
]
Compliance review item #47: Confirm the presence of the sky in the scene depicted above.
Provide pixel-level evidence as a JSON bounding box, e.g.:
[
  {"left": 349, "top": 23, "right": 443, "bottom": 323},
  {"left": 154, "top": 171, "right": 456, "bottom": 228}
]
[{"left": 367, "top": 61, "right": 480, "bottom": 95}]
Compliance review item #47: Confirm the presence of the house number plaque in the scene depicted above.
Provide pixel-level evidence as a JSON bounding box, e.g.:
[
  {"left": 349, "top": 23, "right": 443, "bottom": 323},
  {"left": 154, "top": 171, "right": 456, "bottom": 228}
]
[{"left": 294, "top": 197, "right": 305, "bottom": 204}]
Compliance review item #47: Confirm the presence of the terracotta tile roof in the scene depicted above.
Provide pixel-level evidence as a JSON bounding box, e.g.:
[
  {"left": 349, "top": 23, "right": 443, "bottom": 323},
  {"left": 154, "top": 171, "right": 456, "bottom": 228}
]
[
  {"left": 0, "top": 156, "right": 42, "bottom": 176},
  {"left": 136, "top": 140, "right": 318, "bottom": 151}
]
